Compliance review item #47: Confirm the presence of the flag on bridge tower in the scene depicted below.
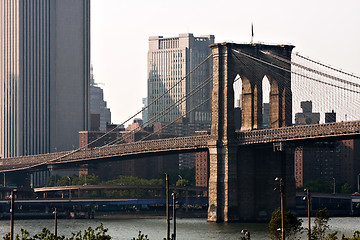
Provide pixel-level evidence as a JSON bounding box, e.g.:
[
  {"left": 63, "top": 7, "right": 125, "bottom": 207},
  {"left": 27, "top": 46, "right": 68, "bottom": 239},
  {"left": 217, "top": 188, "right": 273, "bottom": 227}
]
[{"left": 251, "top": 23, "right": 254, "bottom": 43}]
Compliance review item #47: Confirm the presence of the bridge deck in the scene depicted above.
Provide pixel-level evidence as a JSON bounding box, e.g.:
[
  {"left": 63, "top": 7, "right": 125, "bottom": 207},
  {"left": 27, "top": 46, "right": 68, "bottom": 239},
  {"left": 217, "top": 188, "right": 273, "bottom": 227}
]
[
  {"left": 238, "top": 121, "right": 360, "bottom": 144},
  {"left": 34, "top": 185, "right": 207, "bottom": 192},
  {"left": 1, "top": 121, "right": 360, "bottom": 172},
  {"left": 0, "top": 135, "right": 210, "bottom": 172}
]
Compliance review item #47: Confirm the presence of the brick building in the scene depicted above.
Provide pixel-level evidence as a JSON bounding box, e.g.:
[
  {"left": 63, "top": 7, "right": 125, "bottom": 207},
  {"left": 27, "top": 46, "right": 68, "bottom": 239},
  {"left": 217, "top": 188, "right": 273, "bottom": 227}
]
[
  {"left": 294, "top": 104, "right": 360, "bottom": 191},
  {"left": 78, "top": 121, "right": 179, "bottom": 180}
]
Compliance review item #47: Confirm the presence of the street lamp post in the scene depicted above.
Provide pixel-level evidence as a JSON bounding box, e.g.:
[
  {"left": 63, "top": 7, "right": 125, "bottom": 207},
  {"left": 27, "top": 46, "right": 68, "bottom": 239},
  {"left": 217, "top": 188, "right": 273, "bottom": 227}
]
[
  {"left": 280, "top": 178, "right": 285, "bottom": 240},
  {"left": 67, "top": 176, "right": 72, "bottom": 200},
  {"left": 332, "top": 178, "right": 336, "bottom": 195},
  {"left": 275, "top": 177, "right": 285, "bottom": 240},
  {"left": 304, "top": 189, "right": 311, "bottom": 240},
  {"left": 165, "top": 174, "right": 170, "bottom": 240},
  {"left": 53, "top": 208, "right": 58, "bottom": 237},
  {"left": 10, "top": 189, "right": 17, "bottom": 240},
  {"left": 172, "top": 193, "right": 176, "bottom": 240}
]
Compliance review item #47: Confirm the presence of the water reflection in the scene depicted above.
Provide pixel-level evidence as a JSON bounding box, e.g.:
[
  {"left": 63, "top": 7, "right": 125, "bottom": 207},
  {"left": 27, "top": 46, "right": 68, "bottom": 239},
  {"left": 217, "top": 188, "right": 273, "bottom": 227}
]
[{"left": 0, "top": 217, "right": 358, "bottom": 240}]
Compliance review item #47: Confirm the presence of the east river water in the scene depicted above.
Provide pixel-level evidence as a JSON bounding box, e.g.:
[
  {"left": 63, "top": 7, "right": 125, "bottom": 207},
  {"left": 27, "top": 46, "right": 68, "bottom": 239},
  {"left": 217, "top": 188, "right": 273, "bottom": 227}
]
[{"left": 0, "top": 217, "right": 359, "bottom": 239}]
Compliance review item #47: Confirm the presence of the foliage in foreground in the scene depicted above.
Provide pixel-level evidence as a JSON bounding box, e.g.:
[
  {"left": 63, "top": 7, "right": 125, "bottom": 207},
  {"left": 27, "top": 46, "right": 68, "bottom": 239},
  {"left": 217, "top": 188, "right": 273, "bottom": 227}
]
[
  {"left": 3, "top": 224, "right": 111, "bottom": 240},
  {"left": 308, "top": 208, "right": 360, "bottom": 240},
  {"left": 312, "top": 208, "right": 331, "bottom": 240},
  {"left": 268, "top": 208, "right": 303, "bottom": 240},
  {"left": 341, "top": 231, "right": 360, "bottom": 240},
  {"left": 131, "top": 231, "right": 149, "bottom": 240}
]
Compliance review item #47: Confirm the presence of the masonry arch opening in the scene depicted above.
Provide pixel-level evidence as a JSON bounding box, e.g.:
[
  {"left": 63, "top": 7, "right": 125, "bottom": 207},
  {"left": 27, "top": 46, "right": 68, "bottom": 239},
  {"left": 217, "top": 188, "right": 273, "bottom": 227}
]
[
  {"left": 233, "top": 74, "right": 242, "bottom": 130},
  {"left": 262, "top": 76, "right": 270, "bottom": 129}
]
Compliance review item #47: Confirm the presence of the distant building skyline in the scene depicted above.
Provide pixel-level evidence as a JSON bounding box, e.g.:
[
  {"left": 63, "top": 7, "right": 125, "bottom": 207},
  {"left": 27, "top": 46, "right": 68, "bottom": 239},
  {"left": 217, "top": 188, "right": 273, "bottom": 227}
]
[
  {"left": 294, "top": 102, "right": 360, "bottom": 191},
  {"left": 147, "top": 33, "right": 214, "bottom": 124},
  {"left": 0, "top": 0, "right": 90, "bottom": 158},
  {"left": 90, "top": 65, "right": 111, "bottom": 132},
  {"left": 142, "top": 97, "right": 148, "bottom": 125},
  {"left": 295, "top": 101, "right": 320, "bottom": 125},
  {"left": 147, "top": 33, "right": 214, "bottom": 169}
]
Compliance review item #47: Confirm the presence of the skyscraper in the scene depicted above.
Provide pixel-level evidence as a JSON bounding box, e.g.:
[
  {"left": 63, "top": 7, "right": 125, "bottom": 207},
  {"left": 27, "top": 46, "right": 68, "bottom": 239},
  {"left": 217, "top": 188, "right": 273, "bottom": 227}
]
[
  {"left": 90, "top": 66, "right": 111, "bottom": 131},
  {"left": 147, "top": 33, "right": 214, "bottom": 125},
  {"left": 0, "top": 0, "right": 90, "bottom": 158},
  {"left": 147, "top": 33, "right": 214, "bottom": 169}
]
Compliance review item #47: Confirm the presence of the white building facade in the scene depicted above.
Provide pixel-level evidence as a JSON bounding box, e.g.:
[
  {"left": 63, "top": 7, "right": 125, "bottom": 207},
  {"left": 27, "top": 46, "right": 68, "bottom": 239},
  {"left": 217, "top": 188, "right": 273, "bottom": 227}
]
[
  {"left": 147, "top": 33, "right": 214, "bottom": 125},
  {"left": 147, "top": 34, "right": 214, "bottom": 169}
]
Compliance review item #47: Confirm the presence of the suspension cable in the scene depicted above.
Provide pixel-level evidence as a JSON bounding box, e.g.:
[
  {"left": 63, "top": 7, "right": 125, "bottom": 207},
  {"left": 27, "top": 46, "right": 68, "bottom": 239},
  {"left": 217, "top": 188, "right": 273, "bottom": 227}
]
[
  {"left": 232, "top": 49, "right": 360, "bottom": 94},
  {"left": 106, "top": 75, "right": 213, "bottom": 146}
]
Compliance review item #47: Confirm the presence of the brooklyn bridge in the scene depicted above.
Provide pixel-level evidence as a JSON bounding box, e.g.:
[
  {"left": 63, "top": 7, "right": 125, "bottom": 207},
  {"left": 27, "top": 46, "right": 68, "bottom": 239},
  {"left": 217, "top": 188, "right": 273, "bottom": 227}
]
[{"left": 1, "top": 42, "right": 360, "bottom": 222}]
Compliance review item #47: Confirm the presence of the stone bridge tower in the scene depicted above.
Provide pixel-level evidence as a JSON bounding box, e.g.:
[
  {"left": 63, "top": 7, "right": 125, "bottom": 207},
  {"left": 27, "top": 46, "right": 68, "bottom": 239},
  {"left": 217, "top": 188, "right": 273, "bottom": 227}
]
[{"left": 208, "top": 43, "right": 295, "bottom": 222}]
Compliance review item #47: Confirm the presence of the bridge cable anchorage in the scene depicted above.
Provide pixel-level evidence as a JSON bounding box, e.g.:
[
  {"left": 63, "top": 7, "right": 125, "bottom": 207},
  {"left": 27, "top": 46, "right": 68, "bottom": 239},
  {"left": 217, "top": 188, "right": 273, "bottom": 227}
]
[{"left": 231, "top": 49, "right": 360, "bottom": 122}]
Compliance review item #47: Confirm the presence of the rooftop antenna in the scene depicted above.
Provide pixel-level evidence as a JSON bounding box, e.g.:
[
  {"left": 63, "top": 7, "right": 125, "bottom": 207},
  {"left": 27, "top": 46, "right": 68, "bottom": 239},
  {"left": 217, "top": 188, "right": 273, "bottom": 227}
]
[{"left": 251, "top": 23, "right": 254, "bottom": 43}]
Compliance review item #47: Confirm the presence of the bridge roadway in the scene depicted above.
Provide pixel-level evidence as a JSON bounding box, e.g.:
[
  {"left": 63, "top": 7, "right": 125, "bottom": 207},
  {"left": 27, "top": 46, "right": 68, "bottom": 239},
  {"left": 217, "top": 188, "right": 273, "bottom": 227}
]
[
  {"left": 1, "top": 121, "right": 360, "bottom": 172},
  {"left": 33, "top": 184, "right": 207, "bottom": 193}
]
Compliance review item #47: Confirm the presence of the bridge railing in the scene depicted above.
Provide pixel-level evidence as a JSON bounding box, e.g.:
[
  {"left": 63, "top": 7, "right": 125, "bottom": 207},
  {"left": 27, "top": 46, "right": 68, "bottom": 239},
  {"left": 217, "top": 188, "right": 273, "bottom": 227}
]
[
  {"left": 2, "top": 121, "right": 360, "bottom": 171},
  {"left": 0, "top": 135, "right": 211, "bottom": 171},
  {"left": 237, "top": 121, "right": 360, "bottom": 144},
  {"left": 56, "top": 135, "right": 211, "bottom": 163}
]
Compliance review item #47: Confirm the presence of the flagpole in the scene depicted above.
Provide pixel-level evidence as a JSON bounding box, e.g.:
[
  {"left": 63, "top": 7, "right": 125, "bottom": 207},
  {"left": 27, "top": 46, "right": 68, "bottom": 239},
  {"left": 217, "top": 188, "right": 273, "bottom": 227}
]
[{"left": 251, "top": 23, "right": 254, "bottom": 43}]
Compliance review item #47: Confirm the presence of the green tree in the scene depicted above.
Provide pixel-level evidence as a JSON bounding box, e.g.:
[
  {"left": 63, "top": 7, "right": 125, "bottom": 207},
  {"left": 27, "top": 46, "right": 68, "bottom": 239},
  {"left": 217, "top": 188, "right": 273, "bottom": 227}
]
[
  {"left": 176, "top": 179, "right": 190, "bottom": 186},
  {"left": 303, "top": 180, "right": 333, "bottom": 193},
  {"left": 340, "top": 183, "right": 352, "bottom": 194},
  {"left": 2, "top": 224, "right": 110, "bottom": 240},
  {"left": 162, "top": 167, "right": 195, "bottom": 186},
  {"left": 45, "top": 175, "right": 58, "bottom": 187},
  {"left": 68, "top": 224, "right": 111, "bottom": 240},
  {"left": 268, "top": 208, "right": 303, "bottom": 240},
  {"left": 312, "top": 208, "right": 331, "bottom": 240},
  {"left": 102, "top": 175, "right": 162, "bottom": 186},
  {"left": 55, "top": 175, "right": 78, "bottom": 186},
  {"left": 47, "top": 174, "right": 164, "bottom": 198},
  {"left": 131, "top": 231, "right": 149, "bottom": 240},
  {"left": 341, "top": 231, "right": 360, "bottom": 240},
  {"left": 101, "top": 175, "right": 163, "bottom": 198}
]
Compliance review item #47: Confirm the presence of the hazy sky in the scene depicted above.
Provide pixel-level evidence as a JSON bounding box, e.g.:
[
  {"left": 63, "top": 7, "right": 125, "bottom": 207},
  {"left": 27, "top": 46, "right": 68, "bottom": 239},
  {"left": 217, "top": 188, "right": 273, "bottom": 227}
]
[{"left": 91, "top": 0, "right": 360, "bottom": 124}]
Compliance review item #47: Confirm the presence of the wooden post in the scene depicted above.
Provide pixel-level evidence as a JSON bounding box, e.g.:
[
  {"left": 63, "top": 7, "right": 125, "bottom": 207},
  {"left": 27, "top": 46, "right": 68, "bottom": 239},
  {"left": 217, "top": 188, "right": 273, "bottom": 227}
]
[
  {"left": 280, "top": 178, "right": 285, "bottom": 240},
  {"left": 54, "top": 208, "right": 58, "bottom": 237},
  {"left": 10, "top": 189, "right": 17, "bottom": 240},
  {"left": 166, "top": 174, "right": 170, "bottom": 240},
  {"left": 172, "top": 193, "right": 176, "bottom": 240},
  {"left": 305, "top": 189, "right": 311, "bottom": 240}
]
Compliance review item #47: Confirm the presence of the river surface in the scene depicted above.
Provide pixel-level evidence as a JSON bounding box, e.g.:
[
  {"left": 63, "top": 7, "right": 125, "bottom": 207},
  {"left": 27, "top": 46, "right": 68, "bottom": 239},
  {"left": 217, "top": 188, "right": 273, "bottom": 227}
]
[{"left": 0, "top": 217, "right": 359, "bottom": 239}]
